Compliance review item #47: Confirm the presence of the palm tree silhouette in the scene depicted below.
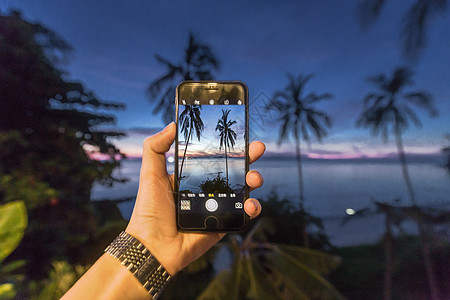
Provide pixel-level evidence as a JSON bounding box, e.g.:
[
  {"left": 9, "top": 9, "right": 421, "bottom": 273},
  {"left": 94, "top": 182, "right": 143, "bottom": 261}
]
[
  {"left": 357, "top": 66, "right": 437, "bottom": 205},
  {"left": 178, "top": 104, "right": 204, "bottom": 185},
  {"left": 357, "top": 66, "right": 439, "bottom": 300},
  {"left": 357, "top": 0, "right": 448, "bottom": 60},
  {"left": 148, "top": 33, "right": 219, "bottom": 123},
  {"left": 215, "top": 109, "right": 237, "bottom": 187},
  {"left": 268, "top": 74, "right": 332, "bottom": 247}
]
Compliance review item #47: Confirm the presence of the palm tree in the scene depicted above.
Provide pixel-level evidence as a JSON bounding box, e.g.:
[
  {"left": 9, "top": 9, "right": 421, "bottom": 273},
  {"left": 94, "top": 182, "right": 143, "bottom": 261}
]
[
  {"left": 178, "top": 105, "right": 204, "bottom": 184},
  {"left": 357, "top": 66, "right": 439, "bottom": 300},
  {"left": 215, "top": 109, "right": 237, "bottom": 186},
  {"left": 148, "top": 33, "right": 219, "bottom": 123},
  {"left": 268, "top": 73, "right": 332, "bottom": 247},
  {"left": 357, "top": 0, "right": 448, "bottom": 60},
  {"left": 357, "top": 67, "right": 437, "bottom": 205}
]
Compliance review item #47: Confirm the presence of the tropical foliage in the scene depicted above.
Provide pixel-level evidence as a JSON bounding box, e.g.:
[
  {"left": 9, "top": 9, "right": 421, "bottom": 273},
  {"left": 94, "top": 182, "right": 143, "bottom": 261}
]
[
  {"left": 0, "top": 201, "right": 27, "bottom": 300},
  {"left": 196, "top": 221, "right": 345, "bottom": 300},
  {"left": 0, "top": 11, "right": 127, "bottom": 280},
  {"left": 357, "top": 0, "right": 448, "bottom": 60},
  {"left": 30, "top": 261, "right": 89, "bottom": 300},
  {"left": 199, "top": 173, "right": 234, "bottom": 194}
]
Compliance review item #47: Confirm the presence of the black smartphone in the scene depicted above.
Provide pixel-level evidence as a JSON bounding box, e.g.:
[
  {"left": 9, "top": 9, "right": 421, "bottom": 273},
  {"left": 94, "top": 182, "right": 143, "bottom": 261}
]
[{"left": 175, "top": 81, "right": 249, "bottom": 232}]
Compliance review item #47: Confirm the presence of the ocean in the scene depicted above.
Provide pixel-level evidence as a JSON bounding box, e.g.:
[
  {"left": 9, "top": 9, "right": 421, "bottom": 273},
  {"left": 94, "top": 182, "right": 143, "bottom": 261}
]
[{"left": 91, "top": 157, "right": 450, "bottom": 246}]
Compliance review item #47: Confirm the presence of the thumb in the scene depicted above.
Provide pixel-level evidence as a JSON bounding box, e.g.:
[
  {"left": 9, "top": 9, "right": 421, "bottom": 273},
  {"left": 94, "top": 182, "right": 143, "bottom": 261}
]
[
  {"left": 140, "top": 122, "right": 176, "bottom": 179},
  {"left": 148, "top": 122, "right": 176, "bottom": 154}
]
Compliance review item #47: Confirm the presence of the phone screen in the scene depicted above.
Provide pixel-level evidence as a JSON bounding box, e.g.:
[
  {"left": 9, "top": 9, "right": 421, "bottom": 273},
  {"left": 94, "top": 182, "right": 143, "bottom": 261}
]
[{"left": 175, "top": 82, "right": 248, "bottom": 231}]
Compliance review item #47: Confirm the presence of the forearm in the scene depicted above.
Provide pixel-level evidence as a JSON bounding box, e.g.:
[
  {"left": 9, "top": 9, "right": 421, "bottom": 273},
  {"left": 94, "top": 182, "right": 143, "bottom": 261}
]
[{"left": 62, "top": 253, "right": 150, "bottom": 300}]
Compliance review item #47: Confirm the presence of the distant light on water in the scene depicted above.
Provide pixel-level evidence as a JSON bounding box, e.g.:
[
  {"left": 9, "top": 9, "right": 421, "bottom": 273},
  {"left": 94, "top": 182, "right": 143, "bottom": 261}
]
[
  {"left": 346, "top": 208, "right": 356, "bottom": 215},
  {"left": 167, "top": 155, "right": 174, "bottom": 163}
]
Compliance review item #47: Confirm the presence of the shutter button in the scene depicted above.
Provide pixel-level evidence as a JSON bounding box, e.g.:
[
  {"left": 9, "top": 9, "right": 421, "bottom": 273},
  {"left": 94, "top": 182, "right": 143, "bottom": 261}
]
[{"left": 205, "top": 198, "right": 218, "bottom": 212}]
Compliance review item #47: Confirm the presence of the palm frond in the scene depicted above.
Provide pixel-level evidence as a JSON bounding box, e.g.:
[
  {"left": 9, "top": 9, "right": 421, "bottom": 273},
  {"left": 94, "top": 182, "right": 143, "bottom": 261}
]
[
  {"left": 275, "top": 245, "right": 341, "bottom": 275},
  {"left": 148, "top": 33, "right": 219, "bottom": 122},
  {"left": 196, "top": 270, "right": 231, "bottom": 300},
  {"left": 278, "top": 114, "right": 291, "bottom": 145},
  {"left": 300, "top": 123, "right": 309, "bottom": 142},
  {"left": 389, "top": 67, "right": 413, "bottom": 93},
  {"left": 185, "top": 244, "right": 222, "bottom": 273},
  {"left": 244, "top": 255, "right": 283, "bottom": 300},
  {"left": 357, "top": 0, "right": 386, "bottom": 28},
  {"left": 358, "top": 66, "right": 436, "bottom": 142},
  {"left": 267, "top": 245, "right": 346, "bottom": 299},
  {"left": 306, "top": 92, "right": 333, "bottom": 104},
  {"left": 401, "top": 0, "right": 429, "bottom": 60},
  {"left": 269, "top": 267, "right": 310, "bottom": 300},
  {"left": 402, "top": 104, "right": 422, "bottom": 128},
  {"left": 368, "top": 74, "right": 387, "bottom": 89},
  {"left": 404, "top": 91, "right": 437, "bottom": 116},
  {"left": 306, "top": 114, "right": 327, "bottom": 142}
]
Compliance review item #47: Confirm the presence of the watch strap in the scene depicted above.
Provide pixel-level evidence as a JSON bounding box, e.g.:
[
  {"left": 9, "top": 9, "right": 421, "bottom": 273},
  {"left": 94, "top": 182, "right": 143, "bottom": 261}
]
[{"left": 105, "top": 231, "right": 171, "bottom": 299}]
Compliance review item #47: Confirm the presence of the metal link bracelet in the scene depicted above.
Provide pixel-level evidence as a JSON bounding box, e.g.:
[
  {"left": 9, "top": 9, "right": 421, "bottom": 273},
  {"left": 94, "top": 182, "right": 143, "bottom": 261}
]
[{"left": 105, "top": 231, "right": 171, "bottom": 299}]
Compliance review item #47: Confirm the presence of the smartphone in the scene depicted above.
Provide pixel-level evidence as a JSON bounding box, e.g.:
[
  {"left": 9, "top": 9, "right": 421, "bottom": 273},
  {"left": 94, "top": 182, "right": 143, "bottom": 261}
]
[{"left": 175, "top": 81, "right": 249, "bottom": 232}]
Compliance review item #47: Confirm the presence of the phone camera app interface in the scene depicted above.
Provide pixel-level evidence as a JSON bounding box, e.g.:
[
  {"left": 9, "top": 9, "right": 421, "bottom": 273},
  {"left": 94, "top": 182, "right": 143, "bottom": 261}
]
[{"left": 177, "top": 98, "right": 246, "bottom": 220}]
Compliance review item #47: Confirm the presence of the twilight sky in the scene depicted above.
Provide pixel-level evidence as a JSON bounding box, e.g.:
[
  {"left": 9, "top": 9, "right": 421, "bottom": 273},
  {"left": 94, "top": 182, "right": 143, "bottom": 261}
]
[
  {"left": 178, "top": 105, "right": 245, "bottom": 158},
  {"left": 2, "top": 0, "right": 449, "bottom": 159}
]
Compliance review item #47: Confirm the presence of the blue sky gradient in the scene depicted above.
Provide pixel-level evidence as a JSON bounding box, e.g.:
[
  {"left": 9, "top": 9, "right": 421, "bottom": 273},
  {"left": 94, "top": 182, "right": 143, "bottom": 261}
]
[{"left": 2, "top": 0, "right": 449, "bottom": 159}]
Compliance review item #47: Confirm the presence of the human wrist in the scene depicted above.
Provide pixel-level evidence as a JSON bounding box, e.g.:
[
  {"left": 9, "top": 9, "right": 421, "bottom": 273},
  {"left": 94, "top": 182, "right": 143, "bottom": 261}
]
[
  {"left": 125, "top": 219, "right": 182, "bottom": 276},
  {"left": 105, "top": 231, "right": 171, "bottom": 299}
]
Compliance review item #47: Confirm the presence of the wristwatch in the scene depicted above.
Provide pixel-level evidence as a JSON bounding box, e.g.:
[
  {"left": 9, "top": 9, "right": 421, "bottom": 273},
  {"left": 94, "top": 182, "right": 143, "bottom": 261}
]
[{"left": 105, "top": 231, "right": 171, "bottom": 299}]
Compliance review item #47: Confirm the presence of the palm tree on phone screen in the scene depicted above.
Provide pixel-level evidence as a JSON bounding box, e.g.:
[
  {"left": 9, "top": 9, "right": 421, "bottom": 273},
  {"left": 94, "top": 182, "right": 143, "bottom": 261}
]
[
  {"left": 215, "top": 109, "right": 237, "bottom": 187},
  {"left": 178, "top": 104, "right": 204, "bottom": 185}
]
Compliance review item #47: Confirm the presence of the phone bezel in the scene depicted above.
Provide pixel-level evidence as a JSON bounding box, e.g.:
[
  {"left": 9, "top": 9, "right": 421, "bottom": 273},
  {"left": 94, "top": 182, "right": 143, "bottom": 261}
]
[{"left": 174, "top": 80, "right": 249, "bottom": 232}]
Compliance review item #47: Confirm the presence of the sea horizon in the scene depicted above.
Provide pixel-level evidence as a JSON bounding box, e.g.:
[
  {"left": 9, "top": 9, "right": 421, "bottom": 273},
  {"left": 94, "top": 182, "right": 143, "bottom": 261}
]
[
  {"left": 92, "top": 157, "right": 450, "bottom": 246},
  {"left": 120, "top": 151, "right": 447, "bottom": 165}
]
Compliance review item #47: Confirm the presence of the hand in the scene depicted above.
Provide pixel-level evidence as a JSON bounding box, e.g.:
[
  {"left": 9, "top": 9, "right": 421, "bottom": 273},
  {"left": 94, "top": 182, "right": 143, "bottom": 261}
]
[{"left": 126, "top": 122, "right": 265, "bottom": 275}]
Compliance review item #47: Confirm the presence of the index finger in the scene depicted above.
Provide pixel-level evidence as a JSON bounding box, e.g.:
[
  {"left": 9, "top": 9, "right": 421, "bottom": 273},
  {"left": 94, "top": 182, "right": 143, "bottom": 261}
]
[{"left": 249, "top": 141, "right": 265, "bottom": 164}]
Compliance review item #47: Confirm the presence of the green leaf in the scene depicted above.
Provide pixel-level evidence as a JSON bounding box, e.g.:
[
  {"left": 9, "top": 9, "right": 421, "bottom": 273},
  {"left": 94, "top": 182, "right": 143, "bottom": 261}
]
[
  {"left": 268, "top": 246, "right": 346, "bottom": 299},
  {"left": 185, "top": 243, "right": 222, "bottom": 273},
  {"left": 0, "top": 260, "right": 26, "bottom": 275},
  {"left": 196, "top": 270, "right": 231, "bottom": 300},
  {"left": 0, "top": 283, "right": 16, "bottom": 300},
  {"left": 268, "top": 267, "right": 310, "bottom": 300},
  {"left": 244, "top": 255, "right": 283, "bottom": 300},
  {"left": 0, "top": 201, "right": 28, "bottom": 262},
  {"left": 276, "top": 244, "right": 341, "bottom": 275}
]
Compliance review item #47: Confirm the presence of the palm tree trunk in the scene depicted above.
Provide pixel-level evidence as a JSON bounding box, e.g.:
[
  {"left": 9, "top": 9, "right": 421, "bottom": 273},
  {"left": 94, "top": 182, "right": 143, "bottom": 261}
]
[
  {"left": 383, "top": 214, "right": 393, "bottom": 300},
  {"left": 295, "top": 135, "right": 309, "bottom": 248},
  {"left": 418, "top": 220, "right": 440, "bottom": 300},
  {"left": 179, "top": 126, "right": 192, "bottom": 185},
  {"left": 295, "top": 136, "right": 305, "bottom": 206},
  {"left": 395, "top": 126, "right": 439, "bottom": 300},
  {"left": 394, "top": 128, "right": 416, "bottom": 205},
  {"left": 225, "top": 142, "right": 228, "bottom": 186}
]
